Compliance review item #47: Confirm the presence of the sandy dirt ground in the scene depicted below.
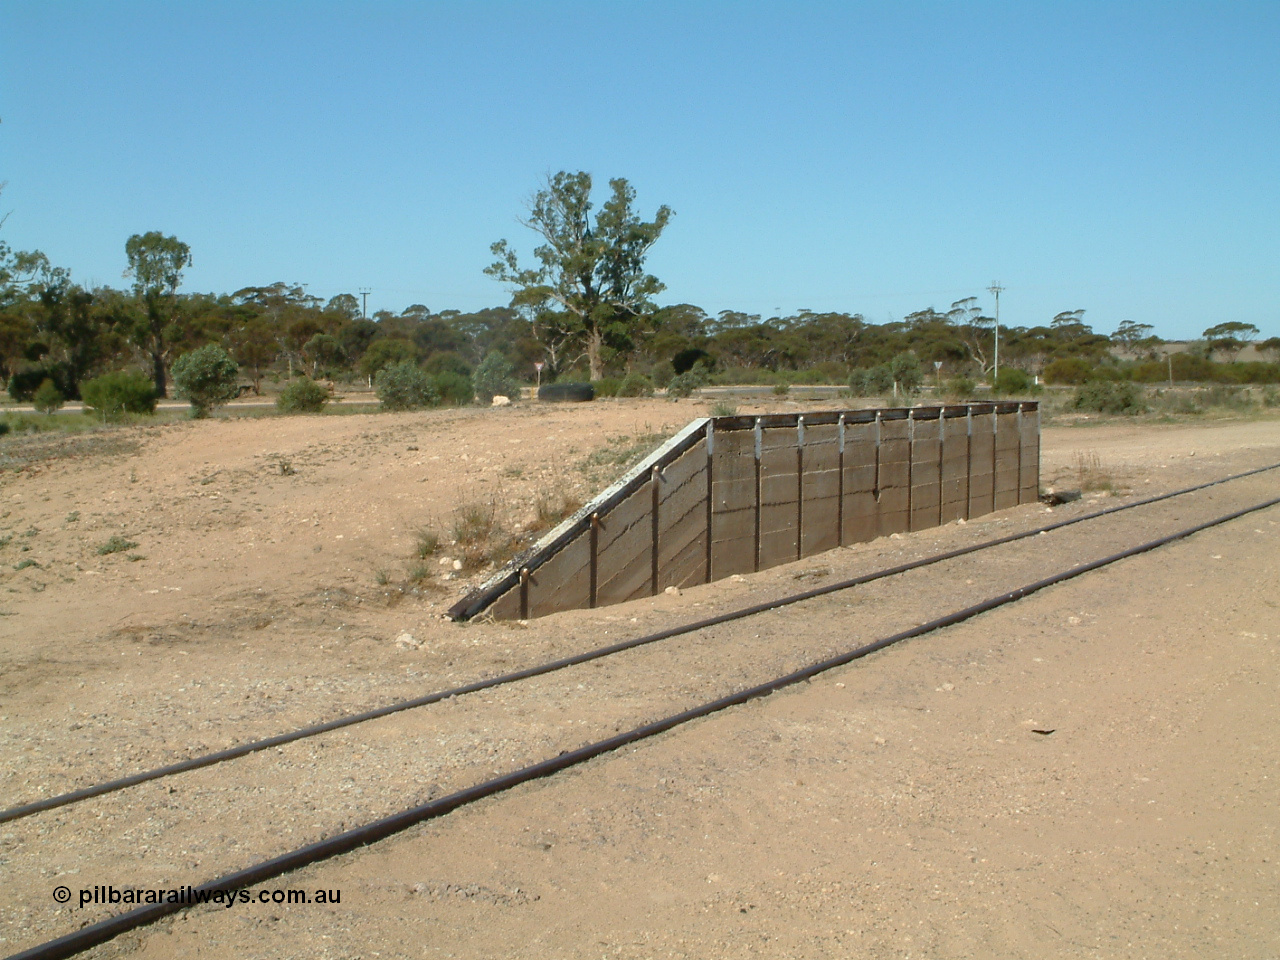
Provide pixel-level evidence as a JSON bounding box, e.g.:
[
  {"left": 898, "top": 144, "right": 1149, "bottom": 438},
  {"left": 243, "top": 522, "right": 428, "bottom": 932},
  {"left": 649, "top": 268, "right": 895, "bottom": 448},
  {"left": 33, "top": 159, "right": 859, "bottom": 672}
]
[{"left": 0, "top": 398, "right": 1277, "bottom": 959}]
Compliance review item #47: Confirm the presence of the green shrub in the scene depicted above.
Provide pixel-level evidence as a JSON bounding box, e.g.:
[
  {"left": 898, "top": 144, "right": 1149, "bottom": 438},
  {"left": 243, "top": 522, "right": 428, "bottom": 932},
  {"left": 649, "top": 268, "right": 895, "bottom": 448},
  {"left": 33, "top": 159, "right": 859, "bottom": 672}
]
[
  {"left": 80, "top": 371, "right": 158, "bottom": 421},
  {"left": 617, "top": 373, "right": 654, "bottom": 397},
  {"left": 7, "top": 363, "right": 73, "bottom": 402},
  {"left": 376, "top": 361, "right": 438, "bottom": 411},
  {"left": 942, "top": 376, "right": 977, "bottom": 400},
  {"left": 359, "top": 338, "right": 417, "bottom": 378},
  {"left": 473, "top": 351, "right": 520, "bottom": 403},
  {"left": 171, "top": 344, "right": 240, "bottom": 417},
  {"left": 593, "top": 377, "right": 621, "bottom": 398},
  {"left": 710, "top": 400, "right": 738, "bottom": 417},
  {"left": 650, "top": 360, "right": 675, "bottom": 388},
  {"left": 666, "top": 371, "right": 703, "bottom": 398},
  {"left": 991, "top": 367, "right": 1036, "bottom": 396},
  {"left": 32, "top": 379, "right": 64, "bottom": 414},
  {"left": 889, "top": 352, "right": 924, "bottom": 395},
  {"left": 276, "top": 377, "right": 330, "bottom": 414},
  {"left": 848, "top": 365, "right": 893, "bottom": 397},
  {"left": 1073, "top": 380, "right": 1147, "bottom": 414},
  {"left": 96, "top": 535, "right": 139, "bottom": 556},
  {"left": 422, "top": 351, "right": 473, "bottom": 378},
  {"left": 1043, "top": 357, "right": 1093, "bottom": 385},
  {"left": 772, "top": 382, "right": 790, "bottom": 396},
  {"left": 429, "top": 370, "right": 474, "bottom": 406}
]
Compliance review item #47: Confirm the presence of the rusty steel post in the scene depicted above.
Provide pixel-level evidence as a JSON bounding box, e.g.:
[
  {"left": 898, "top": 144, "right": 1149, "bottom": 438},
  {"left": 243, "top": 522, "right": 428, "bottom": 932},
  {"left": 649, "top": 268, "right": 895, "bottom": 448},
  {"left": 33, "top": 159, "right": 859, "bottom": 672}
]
[
  {"left": 837, "top": 413, "right": 846, "bottom": 547},
  {"left": 938, "top": 408, "right": 946, "bottom": 526},
  {"left": 705, "top": 420, "right": 714, "bottom": 584},
  {"left": 650, "top": 464, "right": 660, "bottom": 595},
  {"left": 873, "top": 411, "right": 882, "bottom": 501},
  {"left": 589, "top": 513, "right": 600, "bottom": 609},
  {"left": 991, "top": 408, "right": 998, "bottom": 514},
  {"left": 753, "top": 417, "right": 763, "bottom": 573},
  {"left": 906, "top": 409, "right": 915, "bottom": 532},
  {"left": 965, "top": 407, "right": 973, "bottom": 520},
  {"left": 795, "top": 416, "right": 805, "bottom": 561}
]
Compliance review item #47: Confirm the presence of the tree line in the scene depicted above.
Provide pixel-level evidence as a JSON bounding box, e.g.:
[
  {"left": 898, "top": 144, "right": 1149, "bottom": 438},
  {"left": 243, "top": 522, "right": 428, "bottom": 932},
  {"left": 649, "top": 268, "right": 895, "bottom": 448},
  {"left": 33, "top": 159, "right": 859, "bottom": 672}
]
[{"left": 2, "top": 174, "right": 1276, "bottom": 406}]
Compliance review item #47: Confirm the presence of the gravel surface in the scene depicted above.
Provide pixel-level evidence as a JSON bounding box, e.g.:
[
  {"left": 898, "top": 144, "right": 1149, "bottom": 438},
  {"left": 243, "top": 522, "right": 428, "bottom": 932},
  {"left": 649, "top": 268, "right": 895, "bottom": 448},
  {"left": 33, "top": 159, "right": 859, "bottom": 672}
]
[{"left": 1, "top": 403, "right": 1277, "bottom": 959}]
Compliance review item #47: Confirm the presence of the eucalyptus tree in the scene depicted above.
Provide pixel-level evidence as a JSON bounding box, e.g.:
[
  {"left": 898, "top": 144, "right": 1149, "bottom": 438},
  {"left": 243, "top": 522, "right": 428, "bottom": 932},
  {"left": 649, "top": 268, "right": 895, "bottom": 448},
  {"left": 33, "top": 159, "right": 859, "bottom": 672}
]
[
  {"left": 487, "top": 171, "right": 673, "bottom": 380},
  {"left": 124, "top": 231, "right": 192, "bottom": 395}
]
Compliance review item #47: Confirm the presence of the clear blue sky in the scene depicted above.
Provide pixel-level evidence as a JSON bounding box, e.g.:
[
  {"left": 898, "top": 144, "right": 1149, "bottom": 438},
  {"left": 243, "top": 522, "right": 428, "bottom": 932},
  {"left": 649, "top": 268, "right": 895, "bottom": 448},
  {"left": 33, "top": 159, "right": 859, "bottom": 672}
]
[{"left": 2, "top": 1, "right": 1277, "bottom": 341}]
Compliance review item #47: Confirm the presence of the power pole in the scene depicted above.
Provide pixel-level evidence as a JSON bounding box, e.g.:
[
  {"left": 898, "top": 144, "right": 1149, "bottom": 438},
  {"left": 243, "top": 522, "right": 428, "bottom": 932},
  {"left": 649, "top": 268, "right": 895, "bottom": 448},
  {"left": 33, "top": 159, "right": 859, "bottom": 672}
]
[
  {"left": 987, "top": 281, "right": 1004, "bottom": 380},
  {"left": 359, "top": 288, "right": 372, "bottom": 320}
]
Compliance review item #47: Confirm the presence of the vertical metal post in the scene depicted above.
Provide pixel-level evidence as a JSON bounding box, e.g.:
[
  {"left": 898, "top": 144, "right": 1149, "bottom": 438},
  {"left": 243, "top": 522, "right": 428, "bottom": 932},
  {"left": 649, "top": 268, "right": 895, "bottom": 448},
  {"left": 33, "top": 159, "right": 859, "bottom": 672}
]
[
  {"left": 836, "top": 413, "right": 846, "bottom": 547},
  {"left": 991, "top": 408, "right": 999, "bottom": 514},
  {"left": 753, "top": 417, "right": 763, "bottom": 573},
  {"left": 519, "top": 568, "right": 529, "bottom": 620},
  {"left": 906, "top": 410, "right": 915, "bottom": 532},
  {"left": 1029, "top": 404, "right": 1039, "bottom": 496},
  {"left": 650, "top": 464, "right": 661, "bottom": 594},
  {"left": 937, "top": 408, "right": 946, "bottom": 526},
  {"left": 795, "top": 416, "right": 805, "bottom": 561},
  {"left": 588, "top": 513, "right": 600, "bottom": 609},
  {"left": 873, "top": 411, "right": 882, "bottom": 501},
  {"left": 965, "top": 407, "right": 973, "bottom": 520},
  {"left": 1016, "top": 405, "right": 1024, "bottom": 504},
  {"left": 705, "top": 420, "right": 714, "bottom": 584}
]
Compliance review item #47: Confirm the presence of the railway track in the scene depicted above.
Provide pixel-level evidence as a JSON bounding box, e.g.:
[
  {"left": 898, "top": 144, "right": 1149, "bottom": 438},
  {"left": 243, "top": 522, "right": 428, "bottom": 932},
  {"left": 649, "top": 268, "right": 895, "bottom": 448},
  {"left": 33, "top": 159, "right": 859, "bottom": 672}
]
[{"left": 5, "top": 464, "right": 1279, "bottom": 960}]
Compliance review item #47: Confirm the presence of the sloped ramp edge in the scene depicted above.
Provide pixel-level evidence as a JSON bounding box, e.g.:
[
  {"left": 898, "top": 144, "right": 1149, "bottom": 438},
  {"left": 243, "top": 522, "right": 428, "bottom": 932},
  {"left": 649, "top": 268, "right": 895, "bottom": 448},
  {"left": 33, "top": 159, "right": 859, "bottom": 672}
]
[{"left": 447, "top": 417, "right": 712, "bottom": 621}]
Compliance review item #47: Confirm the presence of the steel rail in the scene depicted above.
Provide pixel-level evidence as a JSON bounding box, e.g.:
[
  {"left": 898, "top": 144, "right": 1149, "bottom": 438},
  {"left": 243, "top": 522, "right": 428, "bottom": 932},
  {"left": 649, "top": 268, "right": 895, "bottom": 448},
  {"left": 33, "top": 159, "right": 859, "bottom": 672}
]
[
  {"left": 3, "top": 460, "right": 1277, "bottom": 827},
  {"left": 9, "top": 493, "right": 1279, "bottom": 960}
]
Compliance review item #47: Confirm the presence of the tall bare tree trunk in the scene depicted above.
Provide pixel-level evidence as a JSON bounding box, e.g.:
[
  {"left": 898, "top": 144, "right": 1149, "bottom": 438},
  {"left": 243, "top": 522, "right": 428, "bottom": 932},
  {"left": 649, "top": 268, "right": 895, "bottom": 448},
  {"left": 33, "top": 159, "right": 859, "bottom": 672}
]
[{"left": 587, "top": 327, "right": 604, "bottom": 381}]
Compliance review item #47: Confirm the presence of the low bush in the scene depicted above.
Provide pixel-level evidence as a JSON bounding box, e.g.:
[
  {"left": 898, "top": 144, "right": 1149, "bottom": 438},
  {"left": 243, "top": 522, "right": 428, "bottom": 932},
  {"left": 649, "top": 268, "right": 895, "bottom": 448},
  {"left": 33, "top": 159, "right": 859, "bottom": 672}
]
[
  {"left": 422, "top": 351, "right": 473, "bottom": 378},
  {"left": 1073, "top": 380, "right": 1147, "bottom": 414},
  {"left": 276, "top": 377, "right": 330, "bottom": 414},
  {"left": 942, "top": 376, "right": 977, "bottom": 400},
  {"left": 376, "top": 361, "right": 438, "bottom": 411},
  {"left": 666, "top": 371, "right": 704, "bottom": 398},
  {"left": 1043, "top": 357, "right": 1093, "bottom": 385},
  {"left": 617, "top": 373, "right": 654, "bottom": 397},
  {"left": 80, "top": 371, "right": 158, "bottom": 421},
  {"left": 473, "top": 351, "right": 521, "bottom": 403},
  {"left": 171, "top": 344, "right": 240, "bottom": 417},
  {"left": 32, "top": 379, "right": 64, "bottom": 414},
  {"left": 430, "top": 370, "right": 474, "bottom": 406},
  {"left": 1196, "top": 384, "right": 1255, "bottom": 411},
  {"left": 650, "top": 360, "right": 675, "bottom": 388},
  {"left": 7, "top": 363, "right": 74, "bottom": 402},
  {"left": 848, "top": 365, "right": 893, "bottom": 397},
  {"left": 991, "top": 367, "right": 1037, "bottom": 396},
  {"left": 96, "top": 535, "right": 139, "bottom": 556},
  {"left": 592, "top": 377, "right": 621, "bottom": 398}
]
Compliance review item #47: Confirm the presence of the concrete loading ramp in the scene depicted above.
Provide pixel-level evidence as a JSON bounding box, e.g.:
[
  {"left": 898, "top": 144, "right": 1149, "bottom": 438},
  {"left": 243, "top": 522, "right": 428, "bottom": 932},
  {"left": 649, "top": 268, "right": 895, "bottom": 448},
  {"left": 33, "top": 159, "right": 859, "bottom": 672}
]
[{"left": 449, "top": 402, "right": 1040, "bottom": 621}]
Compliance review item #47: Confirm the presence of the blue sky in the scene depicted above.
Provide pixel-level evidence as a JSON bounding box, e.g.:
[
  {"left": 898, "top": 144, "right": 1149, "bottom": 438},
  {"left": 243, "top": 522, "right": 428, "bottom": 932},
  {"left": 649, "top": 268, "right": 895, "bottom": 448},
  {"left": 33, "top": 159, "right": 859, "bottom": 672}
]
[{"left": 2, "top": 0, "right": 1277, "bottom": 341}]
